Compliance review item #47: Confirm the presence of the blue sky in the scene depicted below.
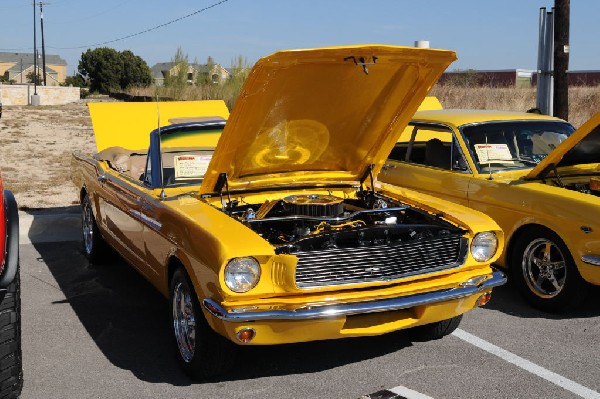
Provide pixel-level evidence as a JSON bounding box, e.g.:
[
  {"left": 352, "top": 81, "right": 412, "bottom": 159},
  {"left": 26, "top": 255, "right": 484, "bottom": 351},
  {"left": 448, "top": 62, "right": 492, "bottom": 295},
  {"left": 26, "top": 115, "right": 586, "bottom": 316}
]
[{"left": 1, "top": 0, "right": 598, "bottom": 75}]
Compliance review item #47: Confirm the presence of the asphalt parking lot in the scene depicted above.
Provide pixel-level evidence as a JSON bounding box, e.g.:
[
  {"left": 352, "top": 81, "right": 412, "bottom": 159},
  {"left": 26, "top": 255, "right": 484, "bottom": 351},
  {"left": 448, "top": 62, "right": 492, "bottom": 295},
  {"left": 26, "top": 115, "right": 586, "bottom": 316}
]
[{"left": 19, "top": 210, "right": 600, "bottom": 399}]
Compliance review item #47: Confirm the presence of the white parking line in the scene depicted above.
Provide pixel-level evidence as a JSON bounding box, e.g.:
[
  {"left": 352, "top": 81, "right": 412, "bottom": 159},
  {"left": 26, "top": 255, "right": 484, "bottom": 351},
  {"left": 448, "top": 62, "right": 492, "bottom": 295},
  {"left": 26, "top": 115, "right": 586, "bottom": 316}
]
[{"left": 452, "top": 328, "right": 600, "bottom": 399}]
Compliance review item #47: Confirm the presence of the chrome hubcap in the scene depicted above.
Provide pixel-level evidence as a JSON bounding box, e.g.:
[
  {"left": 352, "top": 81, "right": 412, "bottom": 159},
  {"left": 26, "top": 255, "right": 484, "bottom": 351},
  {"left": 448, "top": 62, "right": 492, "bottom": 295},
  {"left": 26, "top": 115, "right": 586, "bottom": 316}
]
[
  {"left": 522, "top": 238, "right": 566, "bottom": 298},
  {"left": 82, "top": 200, "right": 94, "bottom": 255},
  {"left": 172, "top": 282, "right": 196, "bottom": 363}
]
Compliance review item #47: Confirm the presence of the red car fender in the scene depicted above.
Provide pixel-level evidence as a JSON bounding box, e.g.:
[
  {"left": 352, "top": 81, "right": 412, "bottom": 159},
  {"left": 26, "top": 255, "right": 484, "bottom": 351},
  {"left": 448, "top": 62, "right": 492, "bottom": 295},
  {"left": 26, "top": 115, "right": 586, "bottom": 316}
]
[{"left": 0, "top": 190, "right": 19, "bottom": 288}]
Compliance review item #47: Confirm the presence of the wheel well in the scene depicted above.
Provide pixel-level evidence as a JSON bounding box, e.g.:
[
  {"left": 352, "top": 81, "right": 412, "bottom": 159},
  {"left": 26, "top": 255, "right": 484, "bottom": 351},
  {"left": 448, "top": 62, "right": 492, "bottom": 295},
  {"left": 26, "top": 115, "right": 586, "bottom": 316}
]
[
  {"left": 167, "top": 256, "right": 185, "bottom": 289},
  {"left": 506, "top": 223, "right": 555, "bottom": 269}
]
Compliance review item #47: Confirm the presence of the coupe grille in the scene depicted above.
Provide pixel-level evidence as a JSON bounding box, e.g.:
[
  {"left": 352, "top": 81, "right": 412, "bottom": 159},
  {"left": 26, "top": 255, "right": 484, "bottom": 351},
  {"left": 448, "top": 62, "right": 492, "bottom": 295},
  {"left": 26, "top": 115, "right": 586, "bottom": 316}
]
[{"left": 294, "top": 236, "right": 467, "bottom": 288}]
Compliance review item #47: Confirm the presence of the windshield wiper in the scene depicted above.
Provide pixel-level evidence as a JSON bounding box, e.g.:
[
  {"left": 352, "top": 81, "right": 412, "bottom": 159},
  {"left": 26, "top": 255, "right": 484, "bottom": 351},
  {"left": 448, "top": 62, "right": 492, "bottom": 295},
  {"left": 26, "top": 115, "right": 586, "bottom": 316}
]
[{"left": 478, "top": 157, "right": 538, "bottom": 167}]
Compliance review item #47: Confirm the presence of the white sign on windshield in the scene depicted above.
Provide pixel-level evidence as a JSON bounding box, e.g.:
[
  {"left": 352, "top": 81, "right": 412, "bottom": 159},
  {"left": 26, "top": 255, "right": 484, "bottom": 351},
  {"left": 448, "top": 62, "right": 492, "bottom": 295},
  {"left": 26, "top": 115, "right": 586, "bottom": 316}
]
[
  {"left": 474, "top": 143, "right": 514, "bottom": 164},
  {"left": 174, "top": 155, "right": 212, "bottom": 179}
]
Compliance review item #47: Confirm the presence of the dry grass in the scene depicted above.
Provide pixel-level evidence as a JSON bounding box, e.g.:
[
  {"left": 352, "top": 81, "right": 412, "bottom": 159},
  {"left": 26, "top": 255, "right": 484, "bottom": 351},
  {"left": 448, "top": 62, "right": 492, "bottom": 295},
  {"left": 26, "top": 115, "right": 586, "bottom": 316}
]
[{"left": 431, "top": 85, "right": 600, "bottom": 128}]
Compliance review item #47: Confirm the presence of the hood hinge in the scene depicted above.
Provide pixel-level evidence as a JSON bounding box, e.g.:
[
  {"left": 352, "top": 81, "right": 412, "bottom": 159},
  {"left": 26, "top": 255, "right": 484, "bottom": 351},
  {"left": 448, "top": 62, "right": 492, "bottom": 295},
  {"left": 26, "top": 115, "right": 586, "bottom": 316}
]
[
  {"left": 215, "top": 172, "right": 233, "bottom": 212},
  {"left": 360, "top": 164, "right": 376, "bottom": 196}
]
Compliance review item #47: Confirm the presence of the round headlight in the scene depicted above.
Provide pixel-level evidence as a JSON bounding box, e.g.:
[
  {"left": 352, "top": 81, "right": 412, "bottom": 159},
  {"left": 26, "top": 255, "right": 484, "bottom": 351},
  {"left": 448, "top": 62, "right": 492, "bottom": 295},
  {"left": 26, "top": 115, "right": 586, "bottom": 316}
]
[
  {"left": 224, "top": 257, "right": 261, "bottom": 293},
  {"left": 471, "top": 231, "right": 498, "bottom": 262}
]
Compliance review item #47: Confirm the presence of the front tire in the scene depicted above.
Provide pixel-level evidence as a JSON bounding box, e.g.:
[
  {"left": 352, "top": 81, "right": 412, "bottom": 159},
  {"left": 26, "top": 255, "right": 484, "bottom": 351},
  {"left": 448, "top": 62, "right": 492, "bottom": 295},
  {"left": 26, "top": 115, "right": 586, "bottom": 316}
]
[
  {"left": 81, "top": 193, "right": 108, "bottom": 263},
  {"left": 408, "top": 315, "right": 462, "bottom": 341},
  {"left": 170, "top": 268, "right": 236, "bottom": 380},
  {"left": 511, "top": 227, "right": 588, "bottom": 312}
]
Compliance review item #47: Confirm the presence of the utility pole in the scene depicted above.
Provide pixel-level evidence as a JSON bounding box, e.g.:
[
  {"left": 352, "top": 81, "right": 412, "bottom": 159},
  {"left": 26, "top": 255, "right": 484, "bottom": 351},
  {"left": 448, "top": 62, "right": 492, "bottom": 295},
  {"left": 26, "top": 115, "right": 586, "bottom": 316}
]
[
  {"left": 40, "top": 2, "right": 47, "bottom": 86},
  {"left": 32, "top": 0, "right": 37, "bottom": 94},
  {"left": 553, "top": 0, "right": 569, "bottom": 120}
]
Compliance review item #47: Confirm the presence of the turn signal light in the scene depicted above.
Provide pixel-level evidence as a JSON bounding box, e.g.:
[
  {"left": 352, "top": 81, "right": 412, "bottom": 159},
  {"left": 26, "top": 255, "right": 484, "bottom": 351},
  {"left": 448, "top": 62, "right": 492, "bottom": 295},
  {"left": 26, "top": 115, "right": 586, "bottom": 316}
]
[
  {"left": 476, "top": 292, "right": 492, "bottom": 307},
  {"left": 236, "top": 328, "right": 256, "bottom": 343}
]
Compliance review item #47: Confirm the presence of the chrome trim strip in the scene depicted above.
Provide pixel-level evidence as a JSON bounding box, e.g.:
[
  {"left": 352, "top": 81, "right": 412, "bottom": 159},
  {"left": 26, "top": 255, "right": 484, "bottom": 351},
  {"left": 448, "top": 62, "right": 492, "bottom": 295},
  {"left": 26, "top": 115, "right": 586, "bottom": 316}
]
[
  {"left": 203, "top": 271, "right": 506, "bottom": 323},
  {"left": 581, "top": 255, "right": 600, "bottom": 266}
]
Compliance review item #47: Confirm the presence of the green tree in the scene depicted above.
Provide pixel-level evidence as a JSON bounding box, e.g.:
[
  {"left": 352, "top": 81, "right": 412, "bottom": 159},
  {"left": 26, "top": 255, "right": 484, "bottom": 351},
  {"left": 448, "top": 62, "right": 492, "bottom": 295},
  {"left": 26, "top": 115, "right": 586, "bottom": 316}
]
[
  {"left": 228, "top": 55, "right": 251, "bottom": 86},
  {"left": 164, "top": 47, "right": 189, "bottom": 88},
  {"left": 62, "top": 74, "right": 86, "bottom": 87},
  {"left": 196, "top": 55, "right": 216, "bottom": 86},
  {"left": 78, "top": 47, "right": 123, "bottom": 93},
  {"left": 119, "top": 50, "right": 152, "bottom": 89},
  {"left": 224, "top": 55, "right": 252, "bottom": 108},
  {"left": 77, "top": 47, "right": 152, "bottom": 93},
  {"left": 26, "top": 70, "right": 43, "bottom": 85}
]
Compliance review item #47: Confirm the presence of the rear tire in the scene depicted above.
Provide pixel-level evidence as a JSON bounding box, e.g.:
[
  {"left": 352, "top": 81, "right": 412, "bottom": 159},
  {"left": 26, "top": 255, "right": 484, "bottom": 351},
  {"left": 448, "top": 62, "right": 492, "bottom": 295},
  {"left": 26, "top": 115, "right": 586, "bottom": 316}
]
[
  {"left": 170, "top": 267, "right": 236, "bottom": 380},
  {"left": 0, "top": 268, "right": 23, "bottom": 398},
  {"left": 408, "top": 315, "right": 462, "bottom": 341},
  {"left": 511, "top": 227, "right": 587, "bottom": 312},
  {"left": 81, "top": 193, "right": 108, "bottom": 263}
]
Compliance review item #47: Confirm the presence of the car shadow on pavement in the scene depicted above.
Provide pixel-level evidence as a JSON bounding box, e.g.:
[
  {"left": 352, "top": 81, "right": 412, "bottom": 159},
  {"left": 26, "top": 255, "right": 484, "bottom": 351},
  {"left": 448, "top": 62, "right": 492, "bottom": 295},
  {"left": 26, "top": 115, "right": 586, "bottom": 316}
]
[
  {"left": 31, "top": 238, "right": 416, "bottom": 385},
  {"left": 484, "top": 276, "right": 600, "bottom": 320}
]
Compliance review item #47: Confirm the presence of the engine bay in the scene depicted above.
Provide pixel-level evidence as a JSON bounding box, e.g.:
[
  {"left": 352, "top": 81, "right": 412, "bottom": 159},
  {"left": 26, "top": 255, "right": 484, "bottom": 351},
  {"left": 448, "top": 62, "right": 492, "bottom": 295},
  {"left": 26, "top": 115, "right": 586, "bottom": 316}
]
[
  {"left": 228, "top": 192, "right": 465, "bottom": 254},
  {"left": 546, "top": 175, "right": 600, "bottom": 197}
]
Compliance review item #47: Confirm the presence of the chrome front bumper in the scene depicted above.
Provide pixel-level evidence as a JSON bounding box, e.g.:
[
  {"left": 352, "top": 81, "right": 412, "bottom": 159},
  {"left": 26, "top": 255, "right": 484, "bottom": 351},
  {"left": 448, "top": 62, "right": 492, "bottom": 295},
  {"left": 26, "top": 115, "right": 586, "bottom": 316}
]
[{"left": 203, "top": 271, "right": 506, "bottom": 323}]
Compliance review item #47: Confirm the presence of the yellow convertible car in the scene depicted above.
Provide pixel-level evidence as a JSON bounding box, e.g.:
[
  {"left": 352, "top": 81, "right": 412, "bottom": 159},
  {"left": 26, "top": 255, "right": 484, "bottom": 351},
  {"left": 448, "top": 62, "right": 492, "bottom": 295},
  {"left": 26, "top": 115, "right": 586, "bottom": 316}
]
[
  {"left": 380, "top": 103, "right": 600, "bottom": 312},
  {"left": 71, "top": 45, "right": 505, "bottom": 379}
]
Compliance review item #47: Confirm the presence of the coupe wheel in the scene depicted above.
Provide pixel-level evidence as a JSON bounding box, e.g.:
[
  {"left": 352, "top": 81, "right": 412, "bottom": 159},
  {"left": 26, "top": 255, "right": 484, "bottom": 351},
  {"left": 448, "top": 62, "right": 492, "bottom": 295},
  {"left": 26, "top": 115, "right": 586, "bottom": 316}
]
[
  {"left": 81, "top": 193, "right": 108, "bottom": 263},
  {"left": 511, "top": 228, "right": 587, "bottom": 312},
  {"left": 408, "top": 315, "right": 462, "bottom": 341},
  {"left": 170, "top": 268, "right": 236, "bottom": 380}
]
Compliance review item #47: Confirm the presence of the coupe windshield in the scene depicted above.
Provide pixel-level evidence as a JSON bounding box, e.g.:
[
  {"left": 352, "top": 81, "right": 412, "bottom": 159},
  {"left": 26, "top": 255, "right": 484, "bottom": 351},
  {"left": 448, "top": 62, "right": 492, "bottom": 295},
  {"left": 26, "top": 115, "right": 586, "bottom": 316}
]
[{"left": 461, "top": 121, "right": 575, "bottom": 173}]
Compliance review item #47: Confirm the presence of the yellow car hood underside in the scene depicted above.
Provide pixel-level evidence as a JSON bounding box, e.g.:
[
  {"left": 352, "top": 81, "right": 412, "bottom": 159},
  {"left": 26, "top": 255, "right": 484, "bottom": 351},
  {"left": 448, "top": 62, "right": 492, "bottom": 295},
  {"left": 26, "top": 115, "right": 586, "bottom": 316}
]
[
  {"left": 525, "top": 111, "right": 600, "bottom": 179},
  {"left": 200, "top": 44, "right": 456, "bottom": 194}
]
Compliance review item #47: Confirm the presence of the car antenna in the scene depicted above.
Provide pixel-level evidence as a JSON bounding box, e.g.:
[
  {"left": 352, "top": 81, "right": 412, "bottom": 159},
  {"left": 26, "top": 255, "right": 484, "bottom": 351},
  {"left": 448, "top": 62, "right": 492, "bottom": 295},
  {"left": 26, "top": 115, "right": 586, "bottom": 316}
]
[
  {"left": 156, "top": 96, "right": 167, "bottom": 199},
  {"left": 486, "top": 134, "right": 493, "bottom": 181}
]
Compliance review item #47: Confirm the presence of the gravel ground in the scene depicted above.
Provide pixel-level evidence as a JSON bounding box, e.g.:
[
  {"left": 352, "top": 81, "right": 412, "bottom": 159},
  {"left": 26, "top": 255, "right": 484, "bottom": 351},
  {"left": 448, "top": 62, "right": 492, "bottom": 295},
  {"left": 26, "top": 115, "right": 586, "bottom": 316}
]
[{"left": 0, "top": 101, "right": 96, "bottom": 209}]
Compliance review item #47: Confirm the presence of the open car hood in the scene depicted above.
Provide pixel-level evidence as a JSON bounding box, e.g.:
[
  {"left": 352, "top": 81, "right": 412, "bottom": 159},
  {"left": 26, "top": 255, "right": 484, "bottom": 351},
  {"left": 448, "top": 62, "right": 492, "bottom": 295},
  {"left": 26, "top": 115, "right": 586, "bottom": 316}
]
[
  {"left": 200, "top": 45, "right": 456, "bottom": 194},
  {"left": 525, "top": 111, "right": 600, "bottom": 179},
  {"left": 88, "top": 100, "right": 230, "bottom": 152}
]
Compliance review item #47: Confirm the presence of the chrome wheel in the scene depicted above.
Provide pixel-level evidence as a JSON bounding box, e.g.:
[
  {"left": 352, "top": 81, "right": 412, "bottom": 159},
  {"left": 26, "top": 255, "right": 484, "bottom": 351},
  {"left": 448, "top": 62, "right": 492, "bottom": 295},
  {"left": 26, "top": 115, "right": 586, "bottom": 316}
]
[
  {"left": 521, "top": 238, "right": 566, "bottom": 298},
  {"left": 172, "top": 281, "right": 196, "bottom": 363},
  {"left": 82, "top": 197, "right": 94, "bottom": 255}
]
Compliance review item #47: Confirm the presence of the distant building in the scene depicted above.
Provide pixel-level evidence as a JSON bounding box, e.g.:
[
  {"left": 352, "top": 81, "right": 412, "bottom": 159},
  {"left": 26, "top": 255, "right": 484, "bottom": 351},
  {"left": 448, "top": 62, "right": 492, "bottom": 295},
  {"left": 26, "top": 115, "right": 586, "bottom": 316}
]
[
  {"left": 438, "top": 69, "right": 535, "bottom": 88},
  {"left": 151, "top": 62, "right": 230, "bottom": 86},
  {"left": 0, "top": 52, "right": 67, "bottom": 86},
  {"left": 441, "top": 68, "right": 600, "bottom": 88},
  {"left": 532, "top": 70, "right": 600, "bottom": 87}
]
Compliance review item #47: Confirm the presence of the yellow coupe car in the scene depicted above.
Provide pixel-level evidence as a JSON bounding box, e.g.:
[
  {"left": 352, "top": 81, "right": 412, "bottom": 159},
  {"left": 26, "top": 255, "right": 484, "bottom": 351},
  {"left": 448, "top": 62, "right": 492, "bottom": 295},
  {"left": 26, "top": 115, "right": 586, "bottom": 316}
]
[
  {"left": 380, "top": 103, "right": 600, "bottom": 312},
  {"left": 71, "top": 45, "right": 506, "bottom": 379}
]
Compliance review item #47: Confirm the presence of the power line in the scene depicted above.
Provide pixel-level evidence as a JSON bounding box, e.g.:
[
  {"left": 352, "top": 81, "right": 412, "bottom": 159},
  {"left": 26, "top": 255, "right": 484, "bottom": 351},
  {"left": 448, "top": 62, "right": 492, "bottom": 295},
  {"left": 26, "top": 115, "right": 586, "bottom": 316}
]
[{"left": 49, "top": 0, "right": 230, "bottom": 50}]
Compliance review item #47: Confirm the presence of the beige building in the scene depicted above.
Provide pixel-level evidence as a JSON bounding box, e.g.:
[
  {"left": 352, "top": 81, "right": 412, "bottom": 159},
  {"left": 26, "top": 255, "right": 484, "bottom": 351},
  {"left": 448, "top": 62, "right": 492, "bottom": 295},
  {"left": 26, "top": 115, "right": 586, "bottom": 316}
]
[
  {"left": 151, "top": 62, "right": 230, "bottom": 86},
  {"left": 0, "top": 52, "right": 67, "bottom": 86}
]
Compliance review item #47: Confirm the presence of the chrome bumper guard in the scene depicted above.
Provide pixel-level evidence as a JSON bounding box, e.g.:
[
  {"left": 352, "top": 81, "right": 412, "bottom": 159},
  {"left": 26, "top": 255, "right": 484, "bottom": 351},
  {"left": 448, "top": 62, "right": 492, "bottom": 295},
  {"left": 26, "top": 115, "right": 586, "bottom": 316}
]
[
  {"left": 203, "top": 271, "right": 506, "bottom": 323},
  {"left": 581, "top": 255, "right": 600, "bottom": 266}
]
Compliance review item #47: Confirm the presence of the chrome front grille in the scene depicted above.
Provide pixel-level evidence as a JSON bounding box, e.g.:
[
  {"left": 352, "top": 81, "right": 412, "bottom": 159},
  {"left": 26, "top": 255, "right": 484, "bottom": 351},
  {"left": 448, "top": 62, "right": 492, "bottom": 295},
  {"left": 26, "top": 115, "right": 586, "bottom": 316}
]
[{"left": 294, "top": 236, "right": 467, "bottom": 288}]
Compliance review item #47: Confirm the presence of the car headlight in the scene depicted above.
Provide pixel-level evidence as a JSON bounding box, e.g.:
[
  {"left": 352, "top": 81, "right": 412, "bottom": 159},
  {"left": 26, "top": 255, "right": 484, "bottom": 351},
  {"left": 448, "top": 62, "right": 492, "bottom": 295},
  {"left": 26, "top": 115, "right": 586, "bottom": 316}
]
[
  {"left": 224, "top": 257, "right": 261, "bottom": 293},
  {"left": 471, "top": 231, "right": 498, "bottom": 262}
]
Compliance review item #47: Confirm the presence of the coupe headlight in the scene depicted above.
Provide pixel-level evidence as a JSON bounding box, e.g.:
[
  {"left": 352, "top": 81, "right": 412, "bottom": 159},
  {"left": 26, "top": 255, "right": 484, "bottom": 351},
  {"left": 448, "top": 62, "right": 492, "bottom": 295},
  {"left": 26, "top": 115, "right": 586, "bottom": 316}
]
[
  {"left": 471, "top": 231, "right": 498, "bottom": 262},
  {"left": 224, "top": 257, "right": 261, "bottom": 293}
]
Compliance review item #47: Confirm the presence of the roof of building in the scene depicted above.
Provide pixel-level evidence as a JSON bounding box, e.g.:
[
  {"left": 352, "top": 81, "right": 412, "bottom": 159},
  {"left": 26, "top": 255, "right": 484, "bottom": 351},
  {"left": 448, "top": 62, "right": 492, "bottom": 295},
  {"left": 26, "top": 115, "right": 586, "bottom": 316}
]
[
  {"left": 7, "top": 63, "right": 57, "bottom": 75},
  {"left": 0, "top": 52, "right": 67, "bottom": 66}
]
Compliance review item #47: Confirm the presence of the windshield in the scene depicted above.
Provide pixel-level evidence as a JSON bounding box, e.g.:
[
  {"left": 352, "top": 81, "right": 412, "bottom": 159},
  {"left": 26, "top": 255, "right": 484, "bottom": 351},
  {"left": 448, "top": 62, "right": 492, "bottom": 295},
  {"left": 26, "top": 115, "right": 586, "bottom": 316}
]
[
  {"left": 460, "top": 121, "right": 575, "bottom": 173},
  {"left": 154, "top": 124, "right": 223, "bottom": 187}
]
